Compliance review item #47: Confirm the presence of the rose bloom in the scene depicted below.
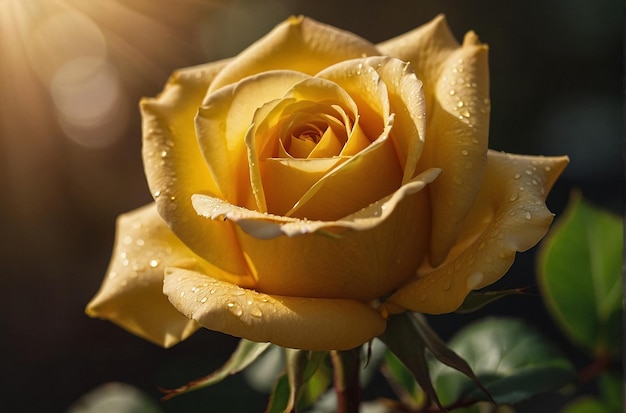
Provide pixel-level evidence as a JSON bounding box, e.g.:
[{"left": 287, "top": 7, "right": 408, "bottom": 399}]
[{"left": 87, "top": 16, "right": 568, "bottom": 350}]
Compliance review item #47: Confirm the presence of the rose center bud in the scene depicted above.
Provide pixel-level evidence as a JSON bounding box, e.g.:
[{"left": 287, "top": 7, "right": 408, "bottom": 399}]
[{"left": 279, "top": 110, "right": 350, "bottom": 159}]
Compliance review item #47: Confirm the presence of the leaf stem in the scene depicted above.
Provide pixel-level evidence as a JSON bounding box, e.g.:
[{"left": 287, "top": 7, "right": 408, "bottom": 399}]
[{"left": 331, "top": 349, "right": 361, "bottom": 413}]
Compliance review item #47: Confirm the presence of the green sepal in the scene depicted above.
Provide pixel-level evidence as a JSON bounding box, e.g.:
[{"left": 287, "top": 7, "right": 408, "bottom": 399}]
[
  {"left": 380, "top": 312, "right": 486, "bottom": 411},
  {"left": 538, "top": 194, "right": 623, "bottom": 358},
  {"left": 266, "top": 374, "right": 291, "bottom": 413},
  {"left": 430, "top": 317, "right": 576, "bottom": 406},
  {"left": 456, "top": 288, "right": 529, "bottom": 314},
  {"left": 266, "top": 350, "right": 330, "bottom": 413},
  {"left": 382, "top": 350, "right": 425, "bottom": 409},
  {"left": 161, "top": 339, "right": 271, "bottom": 400}
]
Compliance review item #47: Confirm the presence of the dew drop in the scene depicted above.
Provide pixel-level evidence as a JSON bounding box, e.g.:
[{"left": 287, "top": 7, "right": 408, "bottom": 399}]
[
  {"left": 509, "top": 192, "right": 519, "bottom": 202},
  {"left": 209, "top": 288, "right": 217, "bottom": 295},
  {"left": 461, "top": 149, "right": 469, "bottom": 156},
  {"left": 149, "top": 259, "right": 160, "bottom": 268},
  {"left": 132, "top": 263, "right": 146, "bottom": 272},
  {"left": 457, "top": 100, "right": 464, "bottom": 108},
  {"left": 460, "top": 109, "right": 470, "bottom": 118},
  {"left": 232, "top": 289, "right": 245, "bottom": 296},
  {"left": 250, "top": 306, "right": 263, "bottom": 318},
  {"left": 180, "top": 291, "right": 185, "bottom": 297},
  {"left": 153, "top": 190, "right": 161, "bottom": 198},
  {"left": 544, "top": 166, "right": 552, "bottom": 172},
  {"left": 452, "top": 174, "right": 463, "bottom": 185},
  {"left": 109, "top": 271, "right": 117, "bottom": 279},
  {"left": 449, "top": 89, "right": 456, "bottom": 95},
  {"left": 513, "top": 173, "right": 521, "bottom": 180},
  {"left": 524, "top": 211, "right": 532, "bottom": 220},
  {"left": 226, "top": 301, "right": 235, "bottom": 308},
  {"left": 478, "top": 241, "right": 486, "bottom": 250},
  {"left": 160, "top": 150, "right": 168, "bottom": 158},
  {"left": 136, "top": 239, "right": 145, "bottom": 247},
  {"left": 123, "top": 236, "right": 132, "bottom": 245},
  {"left": 200, "top": 296, "right": 208, "bottom": 303},
  {"left": 466, "top": 272, "right": 483, "bottom": 290}
]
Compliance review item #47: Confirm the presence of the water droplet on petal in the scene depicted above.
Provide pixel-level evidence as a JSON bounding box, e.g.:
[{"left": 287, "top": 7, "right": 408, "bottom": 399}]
[
  {"left": 509, "top": 192, "right": 519, "bottom": 202},
  {"left": 467, "top": 271, "right": 484, "bottom": 290},
  {"left": 250, "top": 306, "right": 263, "bottom": 318},
  {"left": 200, "top": 296, "right": 208, "bottom": 303}
]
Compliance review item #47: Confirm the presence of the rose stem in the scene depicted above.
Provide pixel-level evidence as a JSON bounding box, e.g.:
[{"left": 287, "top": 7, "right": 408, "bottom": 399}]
[{"left": 331, "top": 348, "right": 361, "bottom": 413}]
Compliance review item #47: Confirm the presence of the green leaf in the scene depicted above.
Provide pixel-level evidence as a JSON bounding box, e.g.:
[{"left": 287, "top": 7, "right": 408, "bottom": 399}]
[
  {"left": 431, "top": 317, "right": 576, "bottom": 405},
  {"left": 599, "top": 372, "right": 624, "bottom": 413},
  {"left": 560, "top": 397, "right": 608, "bottom": 413},
  {"left": 161, "top": 339, "right": 272, "bottom": 400},
  {"left": 538, "top": 195, "right": 623, "bottom": 357}
]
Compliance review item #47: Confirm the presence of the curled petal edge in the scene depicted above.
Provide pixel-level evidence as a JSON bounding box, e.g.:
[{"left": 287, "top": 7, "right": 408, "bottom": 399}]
[
  {"left": 191, "top": 167, "right": 441, "bottom": 239},
  {"left": 382, "top": 151, "right": 569, "bottom": 315},
  {"left": 163, "top": 267, "right": 386, "bottom": 350}
]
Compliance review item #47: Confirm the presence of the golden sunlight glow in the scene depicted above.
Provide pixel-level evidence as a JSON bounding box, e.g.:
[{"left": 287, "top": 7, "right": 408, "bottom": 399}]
[{"left": 1, "top": 0, "right": 226, "bottom": 149}]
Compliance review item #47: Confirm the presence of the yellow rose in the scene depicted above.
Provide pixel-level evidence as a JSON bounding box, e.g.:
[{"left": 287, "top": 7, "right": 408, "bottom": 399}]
[{"left": 86, "top": 16, "right": 568, "bottom": 350}]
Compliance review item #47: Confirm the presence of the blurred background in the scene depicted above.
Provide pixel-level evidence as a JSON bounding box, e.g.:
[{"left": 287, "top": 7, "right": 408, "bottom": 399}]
[{"left": 0, "top": 0, "right": 622, "bottom": 411}]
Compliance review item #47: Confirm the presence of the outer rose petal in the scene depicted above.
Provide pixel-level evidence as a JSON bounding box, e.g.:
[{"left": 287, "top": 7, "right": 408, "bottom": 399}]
[
  {"left": 192, "top": 168, "right": 440, "bottom": 301},
  {"left": 209, "top": 16, "right": 380, "bottom": 93},
  {"left": 142, "top": 60, "right": 249, "bottom": 276},
  {"left": 163, "top": 267, "right": 386, "bottom": 350},
  {"left": 379, "top": 15, "right": 491, "bottom": 266},
  {"left": 384, "top": 151, "right": 568, "bottom": 314},
  {"left": 86, "top": 204, "right": 201, "bottom": 348}
]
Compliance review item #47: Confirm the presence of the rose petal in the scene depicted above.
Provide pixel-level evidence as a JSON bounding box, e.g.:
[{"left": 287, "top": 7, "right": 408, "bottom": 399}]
[
  {"left": 163, "top": 267, "right": 386, "bottom": 350},
  {"left": 209, "top": 16, "right": 380, "bottom": 93},
  {"left": 141, "top": 60, "right": 249, "bottom": 275},
  {"left": 245, "top": 76, "right": 359, "bottom": 214},
  {"left": 191, "top": 168, "right": 439, "bottom": 301},
  {"left": 419, "top": 31, "right": 490, "bottom": 266},
  {"left": 85, "top": 205, "right": 197, "bottom": 347},
  {"left": 378, "top": 16, "right": 491, "bottom": 266},
  {"left": 377, "top": 15, "right": 458, "bottom": 113},
  {"left": 383, "top": 151, "right": 568, "bottom": 314},
  {"left": 318, "top": 57, "right": 426, "bottom": 183},
  {"left": 196, "top": 70, "right": 311, "bottom": 210},
  {"left": 192, "top": 167, "right": 440, "bottom": 237}
]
